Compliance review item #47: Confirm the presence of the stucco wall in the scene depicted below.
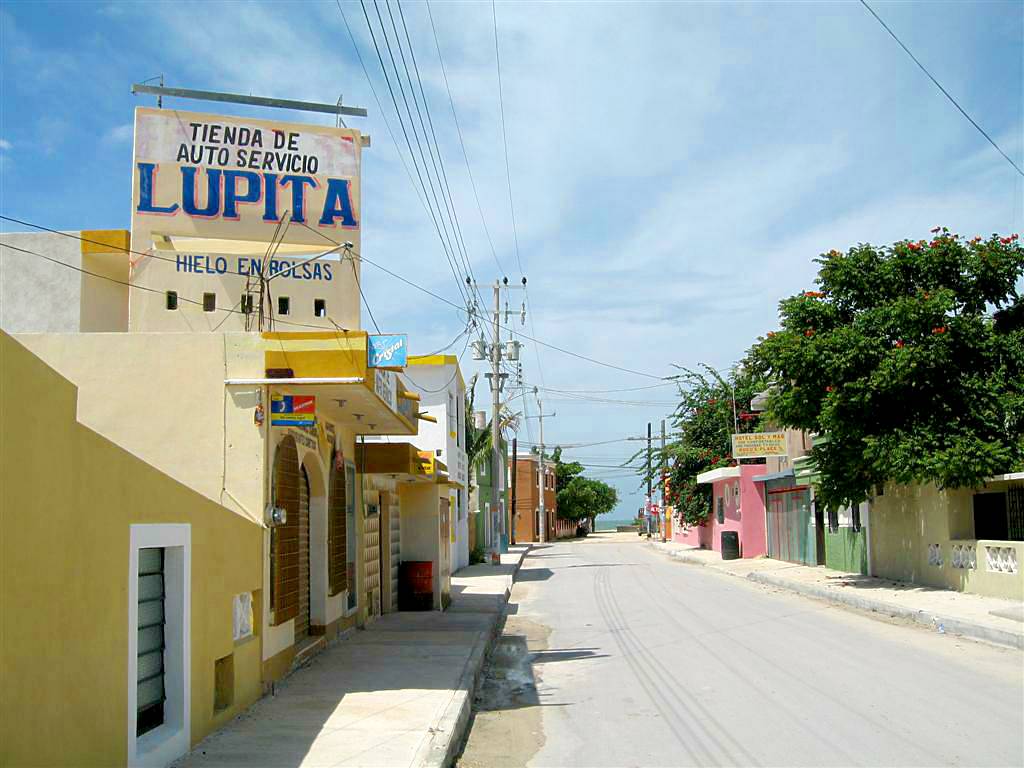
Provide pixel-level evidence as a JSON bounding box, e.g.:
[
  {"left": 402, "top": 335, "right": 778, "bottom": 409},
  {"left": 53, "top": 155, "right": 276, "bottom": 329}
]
[
  {"left": 14, "top": 332, "right": 266, "bottom": 524},
  {"left": 1, "top": 230, "right": 84, "bottom": 332},
  {"left": 405, "top": 359, "right": 469, "bottom": 569},
  {"left": 1, "top": 333, "right": 263, "bottom": 766},
  {"left": 699, "top": 466, "right": 767, "bottom": 557},
  {"left": 825, "top": 527, "right": 868, "bottom": 574},
  {"left": 399, "top": 483, "right": 444, "bottom": 609},
  {"left": 870, "top": 482, "right": 1021, "bottom": 599}
]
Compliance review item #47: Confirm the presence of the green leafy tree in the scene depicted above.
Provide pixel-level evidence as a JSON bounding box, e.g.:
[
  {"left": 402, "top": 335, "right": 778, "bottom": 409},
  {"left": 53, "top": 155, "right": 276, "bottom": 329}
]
[
  {"left": 549, "top": 446, "right": 618, "bottom": 526},
  {"left": 749, "top": 230, "right": 1024, "bottom": 511},
  {"left": 645, "top": 365, "right": 767, "bottom": 528},
  {"left": 557, "top": 476, "right": 619, "bottom": 521},
  {"left": 551, "top": 446, "right": 584, "bottom": 492}
]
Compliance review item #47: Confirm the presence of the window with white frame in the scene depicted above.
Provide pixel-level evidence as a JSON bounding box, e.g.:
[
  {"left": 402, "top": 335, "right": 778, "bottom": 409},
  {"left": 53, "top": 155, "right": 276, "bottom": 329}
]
[{"left": 128, "top": 524, "right": 190, "bottom": 768}]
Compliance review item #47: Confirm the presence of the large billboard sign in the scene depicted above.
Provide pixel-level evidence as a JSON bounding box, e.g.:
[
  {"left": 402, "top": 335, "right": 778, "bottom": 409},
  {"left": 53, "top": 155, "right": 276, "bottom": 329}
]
[
  {"left": 731, "top": 432, "right": 788, "bottom": 459},
  {"left": 130, "top": 107, "right": 362, "bottom": 248}
]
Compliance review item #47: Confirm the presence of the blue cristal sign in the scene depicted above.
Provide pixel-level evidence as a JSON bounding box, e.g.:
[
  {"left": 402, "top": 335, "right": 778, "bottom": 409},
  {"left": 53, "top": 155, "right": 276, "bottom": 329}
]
[{"left": 368, "top": 334, "right": 407, "bottom": 368}]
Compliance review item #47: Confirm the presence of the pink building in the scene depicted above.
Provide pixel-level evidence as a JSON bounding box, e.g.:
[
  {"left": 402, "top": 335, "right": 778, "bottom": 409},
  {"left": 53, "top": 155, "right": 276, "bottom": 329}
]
[{"left": 672, "top": 464, "right": 767, "bottom": 557}]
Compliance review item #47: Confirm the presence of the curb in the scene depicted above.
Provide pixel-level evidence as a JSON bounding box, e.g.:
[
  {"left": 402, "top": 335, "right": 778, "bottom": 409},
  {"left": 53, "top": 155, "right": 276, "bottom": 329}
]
[
  {"left": 649, "top": 541, "right": 1024, "bottom": 651},
  {"left": 746, "top": 570, "right": 1024, "bottom": 651},
  {"left": 417, "top": 545, "right": 532, "bottom": 768}
]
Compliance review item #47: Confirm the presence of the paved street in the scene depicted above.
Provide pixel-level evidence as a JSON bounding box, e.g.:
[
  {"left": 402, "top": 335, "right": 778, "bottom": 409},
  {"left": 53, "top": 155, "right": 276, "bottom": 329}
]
[{"left": 459, "top": 533, "right": 1024, "bottom": 768}]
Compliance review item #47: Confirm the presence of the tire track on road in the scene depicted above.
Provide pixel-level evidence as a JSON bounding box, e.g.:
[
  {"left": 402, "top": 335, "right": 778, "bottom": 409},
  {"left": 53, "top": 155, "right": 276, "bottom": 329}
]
[{"left": 594, "top": 565, "right": 735, "bottom": 767}]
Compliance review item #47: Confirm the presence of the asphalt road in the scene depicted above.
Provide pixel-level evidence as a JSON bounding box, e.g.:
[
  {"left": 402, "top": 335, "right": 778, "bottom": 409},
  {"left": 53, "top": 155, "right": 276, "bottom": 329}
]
[{"left": 459, "top": 533, "right": 1024, "bottom": 768}]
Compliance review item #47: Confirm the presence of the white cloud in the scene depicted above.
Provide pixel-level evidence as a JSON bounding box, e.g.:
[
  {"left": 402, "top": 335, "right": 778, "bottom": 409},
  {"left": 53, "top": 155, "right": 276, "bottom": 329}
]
[
  {"left": 103, "top": 123, "right": 133, "bottom": 144},
  {"left": 3, "top": 0, "right": 1018, "bottom": 515},
  {"left": 0, "top": 139, "right": 11, "bottom": 151}
]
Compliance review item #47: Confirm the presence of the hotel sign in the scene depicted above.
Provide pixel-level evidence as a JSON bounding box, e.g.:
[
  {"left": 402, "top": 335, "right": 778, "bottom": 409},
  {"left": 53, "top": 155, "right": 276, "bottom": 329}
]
[
  {"left": 131, "top": 107, "right": 362, "bottom": 247},
  {"left": 731, "top": 432, "right": 788, "bottom": 459}
]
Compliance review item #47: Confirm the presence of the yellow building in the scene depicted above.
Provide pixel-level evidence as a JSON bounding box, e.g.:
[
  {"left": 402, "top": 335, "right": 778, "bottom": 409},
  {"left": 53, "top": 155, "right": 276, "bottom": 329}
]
[
  {"left": 870, "top": 480, "right": 1024, "bottom": 600},
  {"left": 0, "top": 106, "right": 432, "bottom": 767},
  {"left": 1, "top": 331, "right": 263, "bottom": 767},
  {"left": 4, "top": 328, "right": 418, "bottom": 766}
]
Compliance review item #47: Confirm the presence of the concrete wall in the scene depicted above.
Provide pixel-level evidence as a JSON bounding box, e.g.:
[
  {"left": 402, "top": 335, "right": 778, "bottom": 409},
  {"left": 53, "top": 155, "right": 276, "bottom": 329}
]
[
  {"left": 399, "top": 483, "right": 445, "bottom": 610},
  {"left": 0, "top": 230, "right": 129, "bottom": 333},
  {"left": 128, "top": 249, "right": 358, "bottom": 332},
  {"left": 823, "top": 502, "right": 869, "bottom": 574},
  {"left": 1, "top": 332, "right": 263, "bottom": 767},
  {"left": 870, "top": 482, "right": 1022, "bottom": 599},
  {"left": 405, "top": 358, "right": 469, "bottom": 570},
  {"left": 698, "top": 466, "right": 767, "bottom": 557},
  {"left": 14, "top": 332, "right": 266, "bottom": 524},
  {"left": 825, "top": 527, "right": 868, "bottom": 574}
]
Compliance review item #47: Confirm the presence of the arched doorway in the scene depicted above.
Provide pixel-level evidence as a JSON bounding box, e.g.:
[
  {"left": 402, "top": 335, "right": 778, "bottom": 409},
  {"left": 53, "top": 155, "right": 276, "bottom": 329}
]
[
  {"left": 271, "top": 436, "right": 300, "bottom": 626},
  {"left": 296, "top": 464, "right": 311, "bottom": 641}
]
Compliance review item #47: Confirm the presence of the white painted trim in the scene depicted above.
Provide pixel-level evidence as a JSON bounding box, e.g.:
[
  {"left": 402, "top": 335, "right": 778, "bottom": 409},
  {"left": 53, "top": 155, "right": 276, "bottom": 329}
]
[
  {"left": 225, "top": 377, "right": 364, "bottom": 385},
  {"left": 986, "top": 472, "right": 1024, "bottom": 483},
  {"left": 695, "top": 466, "right": 742, "bottom": 485},
  {"left": 128, "top": 524, "right": 191, "bottom": 768}
]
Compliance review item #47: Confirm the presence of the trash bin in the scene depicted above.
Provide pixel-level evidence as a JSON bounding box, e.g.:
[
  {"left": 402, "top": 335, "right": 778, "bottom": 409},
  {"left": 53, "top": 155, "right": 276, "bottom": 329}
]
[
  {"left": 721, "top": 531, "right": 740, "bottom": 560},
  {"left": 398, "top": 561, "right": 433, "bottom": 610}
]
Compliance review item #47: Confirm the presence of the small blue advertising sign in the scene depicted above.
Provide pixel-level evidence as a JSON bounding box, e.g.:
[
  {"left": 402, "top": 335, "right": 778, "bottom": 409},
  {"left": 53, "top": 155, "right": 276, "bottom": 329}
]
[{"left": 368, "top": 334, "right": 408, "bottom": 368}]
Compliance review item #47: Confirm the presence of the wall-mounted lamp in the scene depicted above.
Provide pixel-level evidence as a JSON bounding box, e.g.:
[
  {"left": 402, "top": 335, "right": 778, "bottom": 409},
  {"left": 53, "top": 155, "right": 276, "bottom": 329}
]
[{"left": 265, "top": 504, "right": 287, "bottom": 527}]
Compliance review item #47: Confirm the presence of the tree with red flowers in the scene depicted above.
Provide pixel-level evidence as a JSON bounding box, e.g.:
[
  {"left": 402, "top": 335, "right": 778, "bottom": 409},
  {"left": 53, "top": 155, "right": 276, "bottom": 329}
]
[
  {"left": 636, "top": 365, "right": 767, "bottom": 528},
  {"left": 749, "top": 229, "right": 1024, "bottom": 512}
]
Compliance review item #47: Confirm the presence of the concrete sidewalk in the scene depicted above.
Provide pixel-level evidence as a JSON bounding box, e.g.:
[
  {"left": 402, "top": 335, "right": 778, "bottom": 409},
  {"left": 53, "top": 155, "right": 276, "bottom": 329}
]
[
  {"left": 174, "top": 545, "right": 530, "bottom": 768},
  {"left": 648, "top": 540, "right": 1024, "bottom": 650}
]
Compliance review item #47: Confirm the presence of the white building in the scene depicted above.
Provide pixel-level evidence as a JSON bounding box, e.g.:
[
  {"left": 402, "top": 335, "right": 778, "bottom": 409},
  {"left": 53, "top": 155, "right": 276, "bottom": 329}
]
[{"left": 404, "top": 355, "right": 470, "bottom": 571}]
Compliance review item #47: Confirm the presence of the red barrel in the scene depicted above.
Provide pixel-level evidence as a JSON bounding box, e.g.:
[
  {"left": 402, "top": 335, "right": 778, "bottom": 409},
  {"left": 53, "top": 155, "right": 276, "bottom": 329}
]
[{"left": 399, "top": 561, "right": 434, "bottom": 611}]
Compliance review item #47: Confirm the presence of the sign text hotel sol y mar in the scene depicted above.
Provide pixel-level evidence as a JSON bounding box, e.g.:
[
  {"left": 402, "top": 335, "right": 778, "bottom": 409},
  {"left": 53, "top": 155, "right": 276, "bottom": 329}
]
[
  {"left": 130, "top": 107, "right": 363, "bottom": 261},
  {"left": 730, "top": 432, "right": 788, "bottom": 460}
]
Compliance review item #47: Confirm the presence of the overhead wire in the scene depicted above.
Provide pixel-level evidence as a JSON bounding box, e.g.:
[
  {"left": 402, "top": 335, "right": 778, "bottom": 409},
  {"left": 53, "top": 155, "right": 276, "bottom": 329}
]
[
  {"left": 299, "top": 222, "right": 667, "bottom": 380},
  {"left": 491, "top": 0, "right": 523, "bottom": 276},
  {"left": 336, "top": 0, "right": 469, "bottom": 320},
  {"left": 859, "top": 0, "right": 1024, "bottom": 178},
  {"left": 0, "top": 241, "right": 340, "bottom": 331},
  {"left": 425, "top": 0, "right": 504, "bottom": 276},
  {"left": 394, "top": 0, "right": 477, "bottom": 288},
  {"left": 355, "top": 0, "right": 471, "bottom": 309}
]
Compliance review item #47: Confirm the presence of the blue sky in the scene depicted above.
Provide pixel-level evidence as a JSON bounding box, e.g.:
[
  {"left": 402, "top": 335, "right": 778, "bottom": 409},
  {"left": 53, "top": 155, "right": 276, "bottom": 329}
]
[{"left": 2, "top": 1, "right": 1022, "bottom": 517}]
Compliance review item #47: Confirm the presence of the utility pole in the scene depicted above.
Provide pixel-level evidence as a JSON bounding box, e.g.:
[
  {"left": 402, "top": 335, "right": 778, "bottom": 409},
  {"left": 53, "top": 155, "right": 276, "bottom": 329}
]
[
  {"left": 490, "top": 281, "right": 502, "bottom": 556},
  {"left": 660, "top": 419, "right": 667, "bottom": 543},
  {"left": 531, "top": 390, "right": 556, "bottom": 543},
  {"left": 470, "top": 277, "right": 526, "bottom": 557},
  {"left": 510, "top": 437, "right": 518, "bottom": 545},
  {"left": 646, "top": 422, "right": 652, "bottom": 538}
]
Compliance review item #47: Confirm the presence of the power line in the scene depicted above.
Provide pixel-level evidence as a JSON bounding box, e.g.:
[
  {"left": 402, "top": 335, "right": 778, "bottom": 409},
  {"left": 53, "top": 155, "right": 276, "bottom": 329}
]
[
  {"left": 532, "top": 382, "right": 680, "bottom": 394},
  {"left": 301, "top": 222, "right": 667, "bottom": 380},
  {"left": 395, "top": 0, "right": 477, "bottom": 288},
  {"left": 425, "top": 0, "right": 504, "bottom": 277},
  {"left": 859, "top": 0, "right": 1024, "bottom": 178},
  {"left": 421, "top": 327, "right": 470, "bottom": 356},
  {"left": 349, "top": 255, "right": 382, "bottom": 333},
  {"left": 392, "top": 0, "right": 494, "bottom": 339},
  {"left": 401, "top": 332, "right": 472, "bottom": 392},
  {"left": 3, "top": 212, "right": 668, "bottom": 382},
  {"left": 491, "top": 0, "right": 523, "bottom": 275},
  {"left": 0, "top": 241, "right": 340, "bottom": 331},
  {"left": 355, "top": 0, "right": 471, "bottom": 308},
  {"left": 335, "top": 0, "right": 469, "bottom": 319}
]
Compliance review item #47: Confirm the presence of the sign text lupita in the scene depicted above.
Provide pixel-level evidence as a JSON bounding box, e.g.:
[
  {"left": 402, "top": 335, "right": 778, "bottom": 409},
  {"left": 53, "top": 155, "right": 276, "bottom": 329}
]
[{"left": 132, "top": 109, "right": 361, "bottom": 244}]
